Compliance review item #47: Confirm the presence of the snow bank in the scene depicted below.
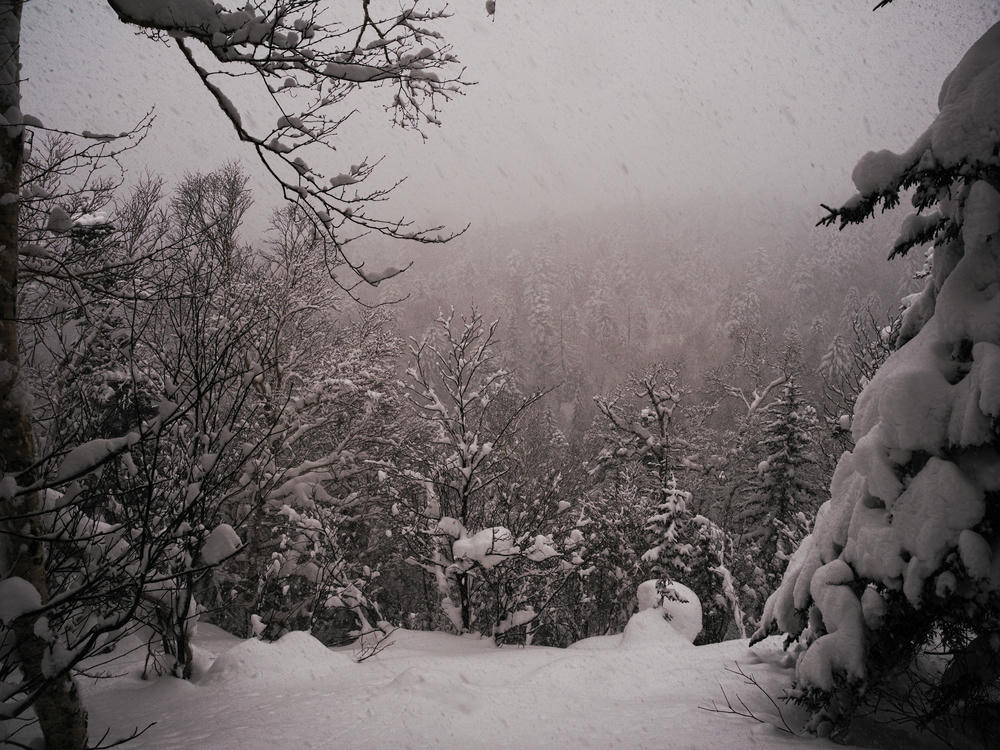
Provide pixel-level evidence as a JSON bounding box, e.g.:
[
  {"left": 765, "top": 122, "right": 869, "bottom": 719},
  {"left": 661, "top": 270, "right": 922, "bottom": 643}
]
[
  {"left": 621, "top": 608, "right": 695, "bottom": 649},
  {"left": 566, "top": 632, "right": 621, "bottom": 651},
  {"left": 82, "top": 621, "right": 834, "bottom": 750},
  {"left": 201, "top": 630, "right": 351, "bottom": 683},
  {"left": 569, "top": 580, "right": 703, "bottom": 650}
]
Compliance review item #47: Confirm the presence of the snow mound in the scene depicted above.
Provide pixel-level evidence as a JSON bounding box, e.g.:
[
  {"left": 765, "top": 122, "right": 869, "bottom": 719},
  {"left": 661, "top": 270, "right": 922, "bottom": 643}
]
[
  {"left": 382, "top": 627, "right": 496, "bottom": 655},
  {"left": 636, "top": 579, "right": 702, "bottom": 643},
  {"left": 566, "top": 633, "right": 621, "bottom": 651},
  {"left": 567, "top": 581, "right": 703, "bottom": 651},
  {"left": 622, "top": 608, "right": 696, "bottom": 649},
  {"left": 201, "top": 630, "right": 350, "bottom": 684}
]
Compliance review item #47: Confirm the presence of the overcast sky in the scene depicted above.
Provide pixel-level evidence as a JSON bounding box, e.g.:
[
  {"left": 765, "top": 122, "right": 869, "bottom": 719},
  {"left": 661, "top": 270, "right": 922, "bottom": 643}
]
[{"left": 21, "top": 1, "right": 999, "bottom": 246}]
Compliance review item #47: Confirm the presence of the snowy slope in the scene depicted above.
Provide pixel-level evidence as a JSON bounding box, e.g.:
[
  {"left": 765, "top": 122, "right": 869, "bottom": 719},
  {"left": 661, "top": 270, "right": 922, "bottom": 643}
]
[{"left": 70, "top": 620, "right": 877, "bottom": 750}]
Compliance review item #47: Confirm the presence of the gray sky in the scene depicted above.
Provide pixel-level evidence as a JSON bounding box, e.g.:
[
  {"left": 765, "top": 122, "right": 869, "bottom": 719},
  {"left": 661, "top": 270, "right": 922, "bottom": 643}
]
[{"left": 21, "top": 1, "right": 999, "bottom": 247}]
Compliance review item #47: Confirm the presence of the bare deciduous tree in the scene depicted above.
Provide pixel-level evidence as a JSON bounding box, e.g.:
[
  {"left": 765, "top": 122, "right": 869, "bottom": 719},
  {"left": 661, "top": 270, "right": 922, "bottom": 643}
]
[{"left": 1, "top": 3, "right": 465, "bottom": 747}]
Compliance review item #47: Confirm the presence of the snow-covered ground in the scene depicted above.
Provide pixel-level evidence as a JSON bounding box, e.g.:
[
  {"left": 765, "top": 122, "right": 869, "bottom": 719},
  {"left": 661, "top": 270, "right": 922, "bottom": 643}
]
[{"left": 63, "top": 611, "right": 912, "bottom": 750}]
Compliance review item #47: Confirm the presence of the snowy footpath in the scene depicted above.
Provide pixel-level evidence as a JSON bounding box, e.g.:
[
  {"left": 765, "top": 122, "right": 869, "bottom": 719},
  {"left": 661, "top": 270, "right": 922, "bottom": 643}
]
[{"left": 75, "top": 612, "right": 890, "bottom": 750}]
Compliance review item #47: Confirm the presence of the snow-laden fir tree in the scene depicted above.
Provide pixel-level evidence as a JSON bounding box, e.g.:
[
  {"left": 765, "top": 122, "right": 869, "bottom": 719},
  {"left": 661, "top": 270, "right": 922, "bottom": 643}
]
[
  {"left": 525, "top": 252, "right": 559, "bottom": 389},
  {"left": 754, "top": 21, "right": 1000, "bottom": 743},
  {"left": 737, "top": 379, "right": 821, "bottom": 613},
  {"left": 583, "top": 269, "right": 622, "bottom": 367},
  {"left": 640, "top": 473, "right": 697, "bottom": 623},
  {"left": 817, "top": 298, "right": 895, "bottom": 468},
  {"left": 642, "top": 473, "right": 691, "bottom": 579},
  {"left": 641, "top": 473, "right": 738, "bottom": 643}
]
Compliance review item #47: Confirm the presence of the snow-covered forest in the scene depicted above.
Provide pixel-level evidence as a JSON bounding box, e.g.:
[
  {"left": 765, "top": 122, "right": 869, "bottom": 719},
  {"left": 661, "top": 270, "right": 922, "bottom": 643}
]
[{"left": 1, "top": 1, "right": 999, "bottom": 749}]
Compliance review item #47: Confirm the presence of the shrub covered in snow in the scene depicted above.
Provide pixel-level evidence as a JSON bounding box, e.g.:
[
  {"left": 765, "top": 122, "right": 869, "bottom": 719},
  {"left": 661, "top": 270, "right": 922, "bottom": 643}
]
[
  {"left": 636, "top": 578, "right": 702, "bottom": 643},
  {"left": 213, "top": 305, "right": 405, "bottom": 648},
  {"left": 380, "top": 309, "right": 581, "bottom": 641},
  {"left": 643, "top": 475, "right": 736, "bottom": 643},
  {"left": 753, "top": 21, "right": 1000, "bottom": 741},
  {"left": 543, "top": 465, "right": 655, "bottom": 645}
]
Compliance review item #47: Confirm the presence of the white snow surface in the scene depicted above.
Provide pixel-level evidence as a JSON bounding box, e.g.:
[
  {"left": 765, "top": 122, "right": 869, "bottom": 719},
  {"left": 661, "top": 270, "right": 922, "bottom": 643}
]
[
  {"left": 201, "top": 630, "right": 352, "bottom": 684},
  {"left": 66, "top": 620, "right": 882, "bottom": 750}
]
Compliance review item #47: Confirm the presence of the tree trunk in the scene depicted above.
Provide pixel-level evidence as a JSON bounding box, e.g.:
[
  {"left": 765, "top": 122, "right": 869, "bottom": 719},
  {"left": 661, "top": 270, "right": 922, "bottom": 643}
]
[
  {"left": 0, "top": 3, "right": 89, "bottom": 746},
  {"left": 458, "top": 571, "right": 472, "bottom": 632}
]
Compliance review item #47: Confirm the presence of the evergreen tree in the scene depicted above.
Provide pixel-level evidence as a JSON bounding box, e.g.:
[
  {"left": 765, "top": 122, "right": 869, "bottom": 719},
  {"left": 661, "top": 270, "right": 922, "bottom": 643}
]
[
  {"left": 755, "top": 22, "right": 1000, "bottom": 742},
  {"left": 593, "top": 367, "right": 738, "bottom": 642},
  {"left": 544, "top": 464, "right": 652, "bottom": 645},
  {"left": 583, "top": 269, "right": 621, "bottom": 369},
  {"left": 738, "top": 379, "right": 821, "bottom": 603},
  {"left": 642, "top": 474, "right": 691, "bottom": 580},
  {"left": 525, "top": 252, "right": 559, "bottom": 388},
  {"left": 641, "top": 473, "right": 736, "bottom": 643}
]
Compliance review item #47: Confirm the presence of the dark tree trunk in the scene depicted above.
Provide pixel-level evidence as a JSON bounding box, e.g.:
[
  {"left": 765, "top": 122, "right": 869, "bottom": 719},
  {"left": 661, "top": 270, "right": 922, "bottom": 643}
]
[
  {"left": 458, "top": 571, "right": 472, "bottom": 632},
  {"left": 0, "top": 3, "right": 89, "bottom": 747}
]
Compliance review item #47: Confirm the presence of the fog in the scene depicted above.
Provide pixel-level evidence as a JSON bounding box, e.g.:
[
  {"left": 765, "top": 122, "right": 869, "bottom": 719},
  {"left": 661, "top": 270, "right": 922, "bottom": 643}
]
[
  {"left": 9, "top": 10, "right": 1000, "bottom": 743},
  {"left": 23, "top": 1, "right": 997, "bottom": 247},
  {"left": 21, "top": 1, "right": 998, "bottom": 411}
]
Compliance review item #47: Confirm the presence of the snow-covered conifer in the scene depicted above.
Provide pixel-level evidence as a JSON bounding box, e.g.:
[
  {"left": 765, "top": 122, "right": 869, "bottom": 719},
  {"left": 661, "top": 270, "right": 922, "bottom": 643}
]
[
  {"left": 593, "top": 367, "right": 739, "bottom": 642},
  {"left": 754, "top": 21, "right": 1000, "bottom": 740},
  {"left": 642, "top": 474, "right": 692, "bottom": 578},
  {"left": 736, "top": 379, "right": 821, "bottom": 615},
  {"left": 558, "top": 465, "right": 655, "bottom": 642}
]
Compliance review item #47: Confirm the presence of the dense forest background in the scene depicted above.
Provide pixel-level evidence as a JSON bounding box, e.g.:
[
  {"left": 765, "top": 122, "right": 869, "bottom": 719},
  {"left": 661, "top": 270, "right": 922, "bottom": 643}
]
[
  {"left": 383, "top": 202, "right": 918, "bottom": 439},
  {"left": 10, "top": 148, "right": 920, "bottom": 663}
]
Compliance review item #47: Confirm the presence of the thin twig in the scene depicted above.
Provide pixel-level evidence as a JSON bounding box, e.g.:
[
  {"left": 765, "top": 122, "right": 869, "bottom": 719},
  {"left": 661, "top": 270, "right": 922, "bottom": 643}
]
[{"left": 698, "top": 662, "right": 798, "bottom": 735}]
